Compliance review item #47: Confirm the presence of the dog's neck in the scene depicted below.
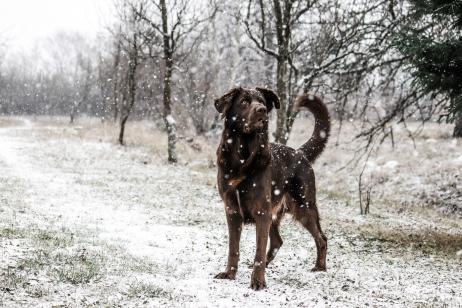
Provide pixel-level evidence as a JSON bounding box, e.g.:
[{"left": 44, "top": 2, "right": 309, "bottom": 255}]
[{"left": 218, "top": 124, "right": 271, "bottom": 177}]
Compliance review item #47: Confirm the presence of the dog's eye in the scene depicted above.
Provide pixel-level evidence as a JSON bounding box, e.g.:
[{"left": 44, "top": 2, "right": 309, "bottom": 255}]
[{"left": 241, "top": 100, "right": 249, "bottom": 106}]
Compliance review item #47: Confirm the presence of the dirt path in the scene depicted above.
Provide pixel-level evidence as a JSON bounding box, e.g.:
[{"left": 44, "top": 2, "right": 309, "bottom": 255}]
[{"left": 1, "top": 119, "right": 461, "bottom": 307}]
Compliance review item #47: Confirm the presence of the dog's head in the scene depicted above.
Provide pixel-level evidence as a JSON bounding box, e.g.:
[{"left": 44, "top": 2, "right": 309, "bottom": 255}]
[{"left": 214, "top": 87, "right": 280, "bottom": 134}]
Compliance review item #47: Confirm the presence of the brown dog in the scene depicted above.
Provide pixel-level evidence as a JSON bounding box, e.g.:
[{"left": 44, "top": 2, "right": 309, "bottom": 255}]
[{"left": 213, "top": 87, "right": 330, "bottom": 290}]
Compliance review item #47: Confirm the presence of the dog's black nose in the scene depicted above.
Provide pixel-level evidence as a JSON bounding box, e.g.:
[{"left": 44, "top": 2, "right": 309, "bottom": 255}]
[{"left": 256, "top": 105, "right": 267, "bottom": 114}]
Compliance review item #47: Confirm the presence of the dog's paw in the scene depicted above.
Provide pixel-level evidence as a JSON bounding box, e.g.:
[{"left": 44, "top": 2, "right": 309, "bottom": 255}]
[
  {"left": 311, "top": 265, "right": 326, "bottom": 272},
  {"left": 265, "top": 257, "right": 275, "bottom": 268},
  {"left": 214, "top": 271, "right": 236, "bottom": 280},
  {"left": 250, "top": 276, "right": 266, "bottom": 291}
]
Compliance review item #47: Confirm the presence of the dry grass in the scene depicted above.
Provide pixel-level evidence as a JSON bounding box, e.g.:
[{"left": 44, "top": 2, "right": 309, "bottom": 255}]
[
  {"left": 2, "top": 115, "right": 460, "bottom": 254},
  {"left": 0, "top": 117, "right": 24, "bottom": 127},
  {"left": 5, "top": 115, "right": 460, "bottom": 215},
  {"left": 355, "top": 224, "right": 462, "bottom": 256},
  {"left": 22, "top": 116, "right": 217, "bottom": 165}
]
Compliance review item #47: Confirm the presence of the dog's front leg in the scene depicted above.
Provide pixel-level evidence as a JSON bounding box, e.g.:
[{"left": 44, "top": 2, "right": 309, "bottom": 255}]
[
  {"left": 215, "top": 193, "right": 242, "bottom": 280},
  {"left": 250, "top": 206, "right": 271, "bottom": 290}
]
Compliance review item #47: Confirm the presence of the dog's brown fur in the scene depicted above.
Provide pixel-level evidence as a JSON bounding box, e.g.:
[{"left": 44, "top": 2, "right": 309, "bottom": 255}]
[{"left": 213, "top": 87, "right": 330, "bottom": 290}]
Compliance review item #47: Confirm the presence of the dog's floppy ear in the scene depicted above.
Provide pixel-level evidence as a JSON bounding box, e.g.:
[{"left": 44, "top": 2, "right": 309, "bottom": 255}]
[
  {"left": 214, "top": 87, "right": 241, "bottom": 115},
  {"left": 255, "top": 87, "right": 280, "bottom": 111}
]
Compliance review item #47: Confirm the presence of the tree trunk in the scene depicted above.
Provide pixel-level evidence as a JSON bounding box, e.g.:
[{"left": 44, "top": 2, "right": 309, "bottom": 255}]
[
  {"left": 274, "top": 58, "right": 288, "bottom": 143},
  {"left": 112, "top": 34, "right": 122, "bottom": 122},
  {"left": 163, "top": 56, "right": 177, "bottom": 162},
  {"left": 285, "top": 108, "right": 297, "bottom": 138},
  {"left": 69, "top": 99, "right": 83, "bottom": 124},
  {"left": 70, "top": 107, "right": 76, "bottom": 124},
  {"left": 118, "top": 33, "right": 138, "bottom": 145},
  {"left": 119, "top": 113, "right": 128, "bottom": 145},
  {"left": 161, "top": 0, "right": 177, "bottom": 163},
  {"left": 454, "top": 111, "right": 462, "bottom": 138},
  {"left": 272, "top": 0, "right": 291, "bottom": 145},
  {"left": 99, "top": 82, "right": 106, "bottom": 123},
  {"left": 284, "top": 65, "right": 301, "bottom": 136}
]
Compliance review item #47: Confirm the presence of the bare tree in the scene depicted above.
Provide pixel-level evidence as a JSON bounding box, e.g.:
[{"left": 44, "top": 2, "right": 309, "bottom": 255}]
[
  {"left": 242, "top": 1, "right": 417, "bottom": 147},
  {"left": 111, "top": 27, "right": 123, "bottom": 122},
  {"left": 1, "top": 0, "right": 457, "bottom": 153},
  {"left": 133, "top": 0, "right": 216, "bottom": 162},
  {"left": 115, "top": 0, "right": 148, "bottom": 145},
  {"left": 0, "top": 35, "right": 6, "bottom": 113},
  {"left": 159, "top": 0, "right": 177, "bottom": 162},
  {"left": 243, "top": 0, "right": 299, "bottom": 144}
]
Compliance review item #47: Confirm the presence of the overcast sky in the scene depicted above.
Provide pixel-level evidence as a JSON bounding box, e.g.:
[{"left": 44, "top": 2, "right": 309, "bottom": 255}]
[{"left": 0, "top": 0, "right": 114, "bottom": 52}]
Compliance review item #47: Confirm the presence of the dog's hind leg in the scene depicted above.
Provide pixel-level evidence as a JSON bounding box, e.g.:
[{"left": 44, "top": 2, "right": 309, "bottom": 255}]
[
  {"left": 297, "top": 204, "right": 327, "bottom": 271},
  {"left": 266, "top": 222, "right": 283, "bottom": 267},
  {"left": 294, "top": 203, "right": 327, "bottom": 271},
  {"left": 291, "top": 178, "right": 327, "bottom": 271},
  {"left": 215, "top": 193, "right": 243, "bottom": 280}
]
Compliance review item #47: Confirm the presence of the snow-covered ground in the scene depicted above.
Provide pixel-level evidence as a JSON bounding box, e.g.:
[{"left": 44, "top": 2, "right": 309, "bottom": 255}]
[{"left": 0, "top": 117, "right": 461, "bottom": 307}]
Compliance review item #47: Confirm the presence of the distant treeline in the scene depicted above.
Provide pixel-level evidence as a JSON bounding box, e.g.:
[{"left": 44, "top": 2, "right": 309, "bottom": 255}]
[{"left": 0, "top": 0, "right": 460, "bottom": 159}]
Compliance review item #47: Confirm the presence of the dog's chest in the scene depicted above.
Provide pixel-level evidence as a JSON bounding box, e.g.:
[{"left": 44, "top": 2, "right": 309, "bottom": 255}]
[{"left": 236, "top": 185, "right": 286, "bottom": 224}]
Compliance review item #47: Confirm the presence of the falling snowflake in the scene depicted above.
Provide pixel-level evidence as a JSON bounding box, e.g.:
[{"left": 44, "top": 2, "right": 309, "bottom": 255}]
[{"left": 166, "top": 115, "right": 176, "bottom": 125}]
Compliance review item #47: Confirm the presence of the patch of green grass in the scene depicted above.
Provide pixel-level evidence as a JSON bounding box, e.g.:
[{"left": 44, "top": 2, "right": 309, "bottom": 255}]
[
  {"left": 1, "top": 268, "right": 28, "bottom": 291},
  {"left": 1, "top": 224, "right": 106, "bottom": 291},
  {"left": 26, "top": 284, "right": 49, "bottom": 298},
  {"left": 126, "top": 258, "right": 160, "bottom": 275},
  {"left": 127, "top": 260, "right": 178, "bottom": 281},
  {"left": 127, "top": 281, "right": 172, "bottom": 300},
  {"left": 0, "top": 225, "right": 75, "bottom": 249},
  {"left": 50, "top": 249, "right": 105, "bottom": 284},
  {"left": 0, "top": 226, "right": 25, "bottom": 239},
  {"left": 17, "top": 249, "right": 50, "bottom": 272},
  {"left": 32, "top": 228, "right": 74, "bottom": 248}
]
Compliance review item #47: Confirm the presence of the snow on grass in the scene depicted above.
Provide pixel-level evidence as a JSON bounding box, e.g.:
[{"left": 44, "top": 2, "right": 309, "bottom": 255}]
[
  {"left": 0, "top": 117, "right": 461, "bottom": 307},
  {"left": 287, "top": 118, "right": 462, "bottom": 215}
]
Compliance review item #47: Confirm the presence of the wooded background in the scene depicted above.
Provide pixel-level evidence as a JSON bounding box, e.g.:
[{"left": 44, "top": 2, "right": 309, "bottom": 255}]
[{"left": 0, "top": 0, "right": 461, "bottom": 162}]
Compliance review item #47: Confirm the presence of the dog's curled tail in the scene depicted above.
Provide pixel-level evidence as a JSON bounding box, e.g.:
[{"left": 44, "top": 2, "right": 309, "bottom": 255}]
[{"left": 294, "top": 93, "right": 331, "bottom": 164}]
